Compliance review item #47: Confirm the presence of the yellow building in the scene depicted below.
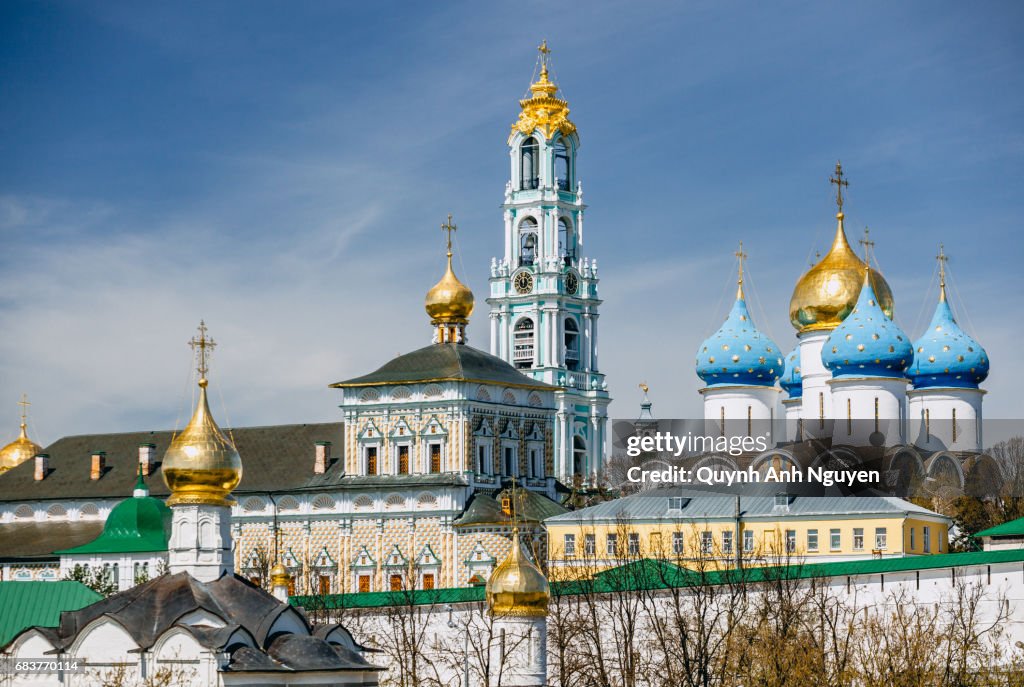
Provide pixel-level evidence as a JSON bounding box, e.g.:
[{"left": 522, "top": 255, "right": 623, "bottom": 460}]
[{"left": 544, "top": 488, "right": 951, "bottom": 578}]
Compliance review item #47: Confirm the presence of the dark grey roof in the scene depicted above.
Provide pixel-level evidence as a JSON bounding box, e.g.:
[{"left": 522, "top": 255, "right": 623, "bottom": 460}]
[
  {"left": 0, "top": 521, "right": 103, "bottom": 561},
  {"left": 545, "top": 487, "right": 944, "bottom": 523},
  {"left": 330, "top": 343, "right": 557, "bottom": 390},
  {"left": 0, "top": 423, "right": 346, "bottom": 502},
  {"left": 454, "top": 486, "right": 567, "bottom": 527},
  {"left": 6, "top": 571, "right": 380, "bottom": 674}
]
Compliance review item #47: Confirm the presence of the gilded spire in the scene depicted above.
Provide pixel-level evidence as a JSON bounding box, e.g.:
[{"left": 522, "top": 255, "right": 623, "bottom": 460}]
[
  {"left": 937, "top": 243, "right": 948, "bottom": 302},
  {"left": 511, "top": 41, "right": 576, "bottom": 141},
  {"left": 162, "top": 322, "right": 242, "bottom": 507},
  {"left": 735, "top": 241, "right": 747, "bottom": 300},
  {"left": 425, "top": 215, "right": 475, "bottom": 344}
]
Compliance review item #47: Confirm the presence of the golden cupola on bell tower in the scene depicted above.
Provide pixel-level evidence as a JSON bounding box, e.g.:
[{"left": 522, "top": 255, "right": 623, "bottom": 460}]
[
  {"left": 789, "top": 162, "right": 894, "bottom": 332},
  {"left": 162, "top": 321, "right": 243, "bottom": 507},
  {"left": 425, "top": 214, "right": 475, "bottom": 344}
]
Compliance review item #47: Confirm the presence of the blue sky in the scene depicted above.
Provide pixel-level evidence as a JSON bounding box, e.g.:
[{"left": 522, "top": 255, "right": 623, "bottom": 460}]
[{"left": 1, "top": 1, "right": 1022, "bottom": 442}]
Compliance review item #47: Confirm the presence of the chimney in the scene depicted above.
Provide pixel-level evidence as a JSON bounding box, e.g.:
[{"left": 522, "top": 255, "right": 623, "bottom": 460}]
[
  {"left": 34, "top": 453, "right": 49, "bottom": 481},
  {"left": 138, "top": 443, "right": 155, "bottom": 476},
  {"left": 314, "top": 441, "right": 331, "bottom": 475},
  {"left": 90, "top": 451, "right": 106, "bottom": 480}
]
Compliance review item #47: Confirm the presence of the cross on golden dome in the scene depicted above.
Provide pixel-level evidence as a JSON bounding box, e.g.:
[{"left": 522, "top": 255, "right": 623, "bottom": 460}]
[
  {"left": 189, "top": 320, "right": 216, "bottom": 382},
  {"left": 17, "top": 394, "right": 29, "bottom": 427},
  {"left": 830, "top": 161, "right": 849, "bottom": 214},
  {"left": 441, "top": 214, "right": 457, "bottom": 257},
  {"left": 937, "top": 243, "right": 949, "bottom": 301}
]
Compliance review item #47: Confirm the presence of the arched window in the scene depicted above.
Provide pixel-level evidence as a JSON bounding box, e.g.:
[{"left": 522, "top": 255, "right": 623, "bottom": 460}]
[
  {"left": 564, "top": 318, "right": 580, "bottom": 371},
  {"left": 520, "top": 137, "right": 539, "bottom": 190},
  {"left": 572, "top": 436, "right": 587, "bottom": 476},
  {"left": 519, "top": 218, "right": 537, "bottom": 267},
  {"left": 513, "top": 318, "right": 535, "bottom": 369},
  {"left": 553, "top": 138, "right": 571, "bottom": 190},
  {"left": 558, "top": 218, "right": 575, "bottom": 265}
]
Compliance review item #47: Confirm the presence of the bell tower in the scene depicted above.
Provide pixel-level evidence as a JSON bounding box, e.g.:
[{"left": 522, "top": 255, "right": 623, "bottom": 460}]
[{"left": 487, "top": 42, "right": 610, "bottom": 483}]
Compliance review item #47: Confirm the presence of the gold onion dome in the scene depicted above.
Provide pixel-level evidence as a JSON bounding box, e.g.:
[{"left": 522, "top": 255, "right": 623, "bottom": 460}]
[
  {"left": 162, "top": 350, "right": 243, "bottom": 506},
  {"left": 789, "top": 212, "right": 894, "bottom": 332},
  {"left": 425, "top": 252, "right": 474, "bottom": 325},
  {"left": 486, "top": 530, "right": 550, "bottom": 617},
  {"left": 270, "top": 562, "right": 291, "bottom": 587},
  {"left": 0, "top": 421, "right": 42, "bottom": 473}
]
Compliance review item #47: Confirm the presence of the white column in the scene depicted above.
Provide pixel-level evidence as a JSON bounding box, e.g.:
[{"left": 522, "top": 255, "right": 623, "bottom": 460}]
[
  {"left": 798, "top": 330, "right": 832, "bottom": 438},
  {"left": 490, "top": 312, "right": 500, "bottom": 356},
  {"left": 590, "top": 315, "right": 599, "bottom": 372},
  {"left": 490, "top": 616, "right": 547, "bottom": 687},
  {"left": 582, "top": 313, "right": 593, "bottom": 372}
]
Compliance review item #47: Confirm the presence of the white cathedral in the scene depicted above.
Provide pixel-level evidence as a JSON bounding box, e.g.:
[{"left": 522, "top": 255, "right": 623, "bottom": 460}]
[{"left": 693, "top": 164, "right": 992, "bottom": 488}]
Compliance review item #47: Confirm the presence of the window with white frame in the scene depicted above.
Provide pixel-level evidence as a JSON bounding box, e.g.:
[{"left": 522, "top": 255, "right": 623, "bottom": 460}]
[
  {"left": 528, "top": 445, "right": 544, "bottom": 478},
  {"left": 628, "top": 532, "right": 640, "bottom": 556},
  {"left": 875, "top": 527, "right": 887, "bottom": 550},
  {"left": 502, "top": 444, "right": 517, "bottom": 476},
  {"left": 807, "top": 529, "right": 819, "bottom": 551},
  {"left": 476, "top": 441, "right": 493, "bottom": 475},
  {"left": 853, "top": 528, "right": 864, "bottom": 550},
  {"left": 363, "top": 445, "right": 379, "bottom": 476},
  {"left": 700, "top": 531, "right": 713, "bottom": 555},
  {"left": 427, "top": 442, "right": 443, "bottom": 473},
  {"left": 785, "top": 530, "right": 796, "bottom": 553},
  {"left": 584, "top": 533, "right": 595, "bottom": 556},
  {"left": 722, "top": 530, "right": 734, "bottom": 554},
  {"left": 910, "top": 527, "right": 916, "bottom": 550},
  {"left": 606, "top": 533, "right": 618, "bottom": 557},
  {"left": 743, "top": 530, "right": 754, "bottom": 553},
  {"left": 923, "top": 526, "right": 931, "bottom": 553},
  {"left": 564, "top": 533, "right": 576, "bottom": 557},
  {"left": 672, "top": 531, "right": 685, "bottom": 556},
  {"left": 830, "top": 529, "right": 841, "bottom": 551},
  {"left": 513, "top": 318, "right": 536, "bottom": 370}
]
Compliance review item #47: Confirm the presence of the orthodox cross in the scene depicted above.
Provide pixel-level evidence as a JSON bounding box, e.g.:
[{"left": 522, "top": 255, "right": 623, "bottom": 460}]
[
  {"left": 859, "top": 227, "right": 875, "bottom": 264},
  {"left": 735, "top": 241, "right": 747, "bottom": 288},
  {"left": 441, "top": 214, "right": 457, "bottom": 257},
  {"left": 735, "top": 241, "right": 748, "bottom": 297},
  {"left": 937, "top": 243, "right": 949, "bottom": 299},
  {"left": 830, "top": 161, "right": 849, "bottom": 213},
  {"left": 17, "top": 393, "right": 29, "bottom": 426},
  {"left": 639, "top": 382, "right": 649, "bottom": 394},
  {"left": 189, "top": 320, "right": 216, "bottom": 380}
]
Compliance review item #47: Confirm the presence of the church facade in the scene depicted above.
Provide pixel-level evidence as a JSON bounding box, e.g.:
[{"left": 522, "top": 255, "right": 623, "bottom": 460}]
[{"left": 691, "top": 164, "right": 995, "bottom": 493}]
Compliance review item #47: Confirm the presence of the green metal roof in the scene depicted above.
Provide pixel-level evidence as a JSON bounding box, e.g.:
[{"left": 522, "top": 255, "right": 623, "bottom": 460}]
[
  {"left": 54, "top": 494, "right": 171, "bottom": 555},
  {"left": 975, "top": 517, "right": 1024, "bottom": 538},
  {"left": 293, "top": 548, "right": 1024, "bottom": 610},
  {"left": 0, "top": 581, "right": 101, "bottom": 648}
]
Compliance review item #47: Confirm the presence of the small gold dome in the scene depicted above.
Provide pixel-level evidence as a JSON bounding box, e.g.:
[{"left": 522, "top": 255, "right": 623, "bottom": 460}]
[
  {"left": 270, "top": 562, "right": 291, "bottom": 587},
  {"left": 162, "top": 379, "right": 242, "bottom": 507},
  {"left": 425, "top": 253, "right": 474, "bottom": 324},
  {"left": 0, "top": 423, "right": 42, "bottom": 473},
  {"left": 789, "top": 213, "right": 894, "bottom": 332},
  {"left": 486, "top": 531, "right": 550, "bottom": 617}
]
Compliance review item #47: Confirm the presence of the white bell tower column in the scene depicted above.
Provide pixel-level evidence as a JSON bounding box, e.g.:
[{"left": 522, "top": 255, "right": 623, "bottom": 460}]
[{"left": 486, "top": 42, "right": 610, "bottom": 483}]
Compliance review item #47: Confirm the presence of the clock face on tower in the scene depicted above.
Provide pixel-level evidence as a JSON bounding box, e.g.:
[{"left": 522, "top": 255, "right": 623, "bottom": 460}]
[
  {"left": 513, "top": 270, "right": 534, "bottom": 294},
  {"left": 565, "top": 271, "right": 579, "bottom": 295}
]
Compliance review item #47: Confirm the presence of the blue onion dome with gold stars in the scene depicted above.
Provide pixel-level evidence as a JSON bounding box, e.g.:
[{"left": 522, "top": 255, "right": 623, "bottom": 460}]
[
  {"left": 696, "top": 263, "right": 783, "bottom": 387},
  {"left": 908, "top": 281, "right": 988, "bottom": 389},
  {"left": 822, "top": 270, "right": 912, "bottom": 378},
  {"left": 779, "top": 347, "right": 802, "bottom": 398}
]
